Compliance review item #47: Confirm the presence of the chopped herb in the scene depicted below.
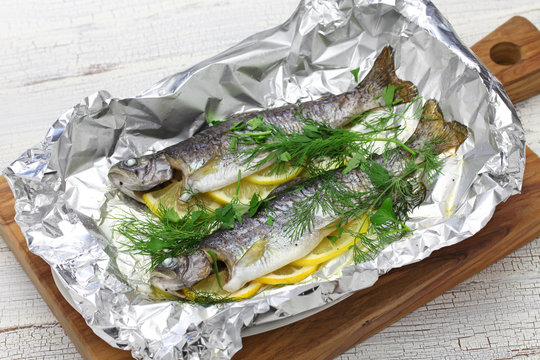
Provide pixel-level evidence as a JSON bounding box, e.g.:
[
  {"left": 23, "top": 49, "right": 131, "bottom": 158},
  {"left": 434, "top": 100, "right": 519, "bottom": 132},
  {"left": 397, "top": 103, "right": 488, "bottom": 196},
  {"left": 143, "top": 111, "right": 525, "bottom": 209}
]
[
  {"left": 246, "top": 115, "right": 265, "bottom": 129},
  {"left": 279, "top": 151, "right": 292, "bottom": 162},
  {"left": 381, "top": 84, "right": 396, "bottom": 107},
  {"left": 327, "top": 235, "right": 339, "bottom": 243},
  {"left": 350, "top": 67, "right": 360, "bottom": 82},
  {"left": 369, "top": 197, "right": 397, "bottom": 225}
]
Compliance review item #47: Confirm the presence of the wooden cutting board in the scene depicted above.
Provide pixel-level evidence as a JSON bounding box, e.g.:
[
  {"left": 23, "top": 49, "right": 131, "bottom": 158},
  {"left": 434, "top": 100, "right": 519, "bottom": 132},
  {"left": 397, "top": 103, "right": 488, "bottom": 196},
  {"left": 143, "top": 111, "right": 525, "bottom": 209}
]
[{"left": 1, "top": 16, "right": 540, "bottom": 360}]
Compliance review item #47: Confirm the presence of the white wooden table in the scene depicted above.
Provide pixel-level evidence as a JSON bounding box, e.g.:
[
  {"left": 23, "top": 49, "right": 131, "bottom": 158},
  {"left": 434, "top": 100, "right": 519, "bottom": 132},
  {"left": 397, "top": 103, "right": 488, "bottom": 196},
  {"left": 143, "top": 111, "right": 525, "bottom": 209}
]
[{"left": 1, "top": 1, "right": 540, "bottom": 359}]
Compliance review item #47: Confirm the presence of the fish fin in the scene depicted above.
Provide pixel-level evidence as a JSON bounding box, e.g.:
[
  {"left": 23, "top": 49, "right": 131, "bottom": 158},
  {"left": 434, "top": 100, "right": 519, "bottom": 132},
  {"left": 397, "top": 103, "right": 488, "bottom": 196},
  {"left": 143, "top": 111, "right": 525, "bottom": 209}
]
[
  {"left": 408, "top": 99, "right": 468, "bottom": 154},
  {"left": 358, "top": 46, "right": 418, "bottom": 103},
  {"left": 235, "top": 239, "right": 268, "bottom": 268}
]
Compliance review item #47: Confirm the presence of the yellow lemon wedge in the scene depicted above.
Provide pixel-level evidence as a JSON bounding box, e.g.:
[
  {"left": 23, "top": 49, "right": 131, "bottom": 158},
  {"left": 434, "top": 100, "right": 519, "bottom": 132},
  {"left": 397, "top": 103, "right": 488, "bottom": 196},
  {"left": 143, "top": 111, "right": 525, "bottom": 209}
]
[
  {"left": 207, "top": 181, "right": 278, "bottom": 205},
  {"left": 183, "top": 270, "right": 263, "bottom": 301},
  {"left": 142, "top": 181, "right": 221, "bottom": 217},
  {"left": 292, "top": 216, "right": 371, "bottom": 267},
  {"left": 254, "top": 264, "right": 319, "bottom": 285},
  {"left": 245, "top": 164, "right": 303, "bottom": 185}
]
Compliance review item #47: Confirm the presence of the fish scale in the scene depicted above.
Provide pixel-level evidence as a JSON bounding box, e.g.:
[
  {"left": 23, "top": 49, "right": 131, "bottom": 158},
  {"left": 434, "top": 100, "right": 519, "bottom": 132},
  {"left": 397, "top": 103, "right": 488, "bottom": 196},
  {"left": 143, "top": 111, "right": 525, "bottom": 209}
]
[
  {"left": 150, "top": 100, "right": 468, "bottom": 294},
  {"left": 108, "top": 46, "right": 418, "bottom": 203}
]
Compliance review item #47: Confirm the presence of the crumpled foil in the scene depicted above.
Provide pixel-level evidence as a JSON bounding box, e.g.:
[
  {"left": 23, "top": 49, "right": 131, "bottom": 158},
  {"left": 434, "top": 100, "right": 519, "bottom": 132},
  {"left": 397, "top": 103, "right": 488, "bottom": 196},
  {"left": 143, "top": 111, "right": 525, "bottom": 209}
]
[{"left": 3, "top": 0, "right": 525, "bottom": 359}]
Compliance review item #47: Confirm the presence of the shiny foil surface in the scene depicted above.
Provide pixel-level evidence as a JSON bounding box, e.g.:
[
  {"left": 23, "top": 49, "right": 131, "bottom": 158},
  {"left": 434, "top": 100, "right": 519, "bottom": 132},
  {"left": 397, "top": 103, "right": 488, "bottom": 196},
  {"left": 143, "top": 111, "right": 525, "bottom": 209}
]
[{"left": 3, "top": 0, "right": 525, "bottom": 359}]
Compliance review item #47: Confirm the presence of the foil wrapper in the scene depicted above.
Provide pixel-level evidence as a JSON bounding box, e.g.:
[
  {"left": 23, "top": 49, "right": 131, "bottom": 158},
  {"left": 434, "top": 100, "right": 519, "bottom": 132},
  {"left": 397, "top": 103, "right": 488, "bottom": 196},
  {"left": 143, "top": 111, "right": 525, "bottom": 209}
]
[{"left": 4, "top": 0, "right": 525, "bottom": 359}]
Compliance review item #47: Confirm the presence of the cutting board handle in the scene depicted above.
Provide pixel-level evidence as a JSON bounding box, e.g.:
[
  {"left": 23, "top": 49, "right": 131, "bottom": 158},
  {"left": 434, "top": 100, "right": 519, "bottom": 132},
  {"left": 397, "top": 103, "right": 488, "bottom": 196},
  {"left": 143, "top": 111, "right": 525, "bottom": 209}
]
[{"left": 471, "top": 16, "right": 540, "bottom": 103}]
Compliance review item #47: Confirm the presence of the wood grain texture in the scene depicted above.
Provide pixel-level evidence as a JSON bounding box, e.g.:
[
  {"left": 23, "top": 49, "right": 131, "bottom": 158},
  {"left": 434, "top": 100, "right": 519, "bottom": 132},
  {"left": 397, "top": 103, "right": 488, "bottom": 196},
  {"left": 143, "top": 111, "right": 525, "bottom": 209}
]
[
  {"left": 2, "top": 146, "right": 540, "bottom": 360},
  {"left": 1, "top": 1, "right": 540, "bottom": 359},
  {"left": 471, "top": 16, "right": 540, "bottom": 103}
]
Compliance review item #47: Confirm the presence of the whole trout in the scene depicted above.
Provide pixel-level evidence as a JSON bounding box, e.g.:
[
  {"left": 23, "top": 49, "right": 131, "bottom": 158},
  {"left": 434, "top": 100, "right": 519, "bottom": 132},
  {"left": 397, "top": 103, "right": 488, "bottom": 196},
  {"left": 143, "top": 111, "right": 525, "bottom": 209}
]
[
  {"left": 108, "top": 46, "right": 417, "bottom": 202},
  {"left": 150, "top": 100, "right": 468, "bottom": 294}
]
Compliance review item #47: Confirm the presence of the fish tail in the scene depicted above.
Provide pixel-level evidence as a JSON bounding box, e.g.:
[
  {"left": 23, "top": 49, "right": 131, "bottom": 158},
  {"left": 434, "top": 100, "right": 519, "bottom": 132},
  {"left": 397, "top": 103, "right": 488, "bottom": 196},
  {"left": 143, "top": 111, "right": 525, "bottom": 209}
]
[
  {"left": 407, "top": 99, "right": 468, "bottom": 154},
  {"left": 357, "top": 46, "right": 418, "bottom": 103}
]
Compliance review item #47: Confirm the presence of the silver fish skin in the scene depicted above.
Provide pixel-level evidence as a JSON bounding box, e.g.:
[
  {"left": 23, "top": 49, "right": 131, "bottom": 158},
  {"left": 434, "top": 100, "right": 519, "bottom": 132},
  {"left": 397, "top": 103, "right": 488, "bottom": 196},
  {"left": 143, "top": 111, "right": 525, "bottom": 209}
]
[
  {"left": 150, "top": 100, "right": 468, "bottom": 294},
  {"left": 108, "top": 46, "right": 418, "bottom": 202}
]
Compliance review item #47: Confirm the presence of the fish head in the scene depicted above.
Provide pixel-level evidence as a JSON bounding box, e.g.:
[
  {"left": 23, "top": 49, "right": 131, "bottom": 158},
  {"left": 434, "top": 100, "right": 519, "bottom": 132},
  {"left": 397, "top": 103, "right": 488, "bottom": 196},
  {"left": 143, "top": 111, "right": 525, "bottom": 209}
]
[
  {"left": 108, "top": 153, "right": 173, "bottom": 199},
  {"left": 150, "top": 250, "right": 213, "bottom": 294}
]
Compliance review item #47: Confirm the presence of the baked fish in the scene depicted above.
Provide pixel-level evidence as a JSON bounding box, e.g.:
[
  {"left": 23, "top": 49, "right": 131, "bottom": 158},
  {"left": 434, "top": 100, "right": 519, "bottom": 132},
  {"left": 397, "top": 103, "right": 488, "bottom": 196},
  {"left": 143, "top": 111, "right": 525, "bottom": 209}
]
[
  {"left": 150, "top": 100, "right": 468, "bottom": 294},
  {"left": 108, "top": 46, "right": 417, "bottom": 202}
]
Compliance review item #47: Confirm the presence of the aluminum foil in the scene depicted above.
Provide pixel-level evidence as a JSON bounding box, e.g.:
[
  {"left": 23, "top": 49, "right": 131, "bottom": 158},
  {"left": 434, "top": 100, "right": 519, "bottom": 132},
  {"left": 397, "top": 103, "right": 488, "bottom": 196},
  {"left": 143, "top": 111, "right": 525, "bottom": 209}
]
[{"left": 3, "top": 0, "right": 525, "bottom": 359}]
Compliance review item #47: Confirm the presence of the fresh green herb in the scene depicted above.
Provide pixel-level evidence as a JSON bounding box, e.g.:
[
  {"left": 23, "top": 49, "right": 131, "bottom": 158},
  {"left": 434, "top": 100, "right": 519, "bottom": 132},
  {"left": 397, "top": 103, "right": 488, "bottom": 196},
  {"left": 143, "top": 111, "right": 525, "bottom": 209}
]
[
  {"left": 381, "top": 84, "right": 396, "bottom": 107},
  {"left": 119, "top": 83, "right": 445, "bottom": 291},
  {"left": 350, "top": 67, "right": 360, "bottom": 83},
  {"left": 230, "top": 121, "right": 246, "bottom": 131},
  {"left": 279, "top": 151, "right": 292, "bottom": 162},
  {"left": 377, "top": 84, "right": 404, "bottom": 108},
  {"left": 246, "top": 115, "right": 264, "bottom": 129},
  {"left": 153, "top": 289, "right": 242, "bottom": 306},
  {"left": 370, "top": 197, "right": 397, "bottom": 225},
  {"left": 225, "top": 87, "right": 442, "bottom": 264},
  {"left": 228, "top": 94, "right": 422, "bottom": 180},
  {"left": 327, "top": 235, "right": 339, "bottom": 243},
  {"left": 113, "top": 201, "right": 220, "bottom": 270},
  {"left": 248, "top": 193, "right": 273, "bottom": 217},
  {"left": 342, "top": 152, "right": 365, "bottom": 175},
  {"left": 115, "top": 171, "right": 271, "bottom": 270}
]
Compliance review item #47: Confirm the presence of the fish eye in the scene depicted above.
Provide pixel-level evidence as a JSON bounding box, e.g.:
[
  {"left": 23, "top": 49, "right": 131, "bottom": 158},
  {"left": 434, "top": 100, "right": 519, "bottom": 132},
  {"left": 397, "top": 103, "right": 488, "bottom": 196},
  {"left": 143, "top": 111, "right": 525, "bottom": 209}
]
[
  {"left": 123, "top": 158, "right": 137, "bottom": 167},
  {"left": 161, "top": 257, "right": 178, "bottom": 268}
]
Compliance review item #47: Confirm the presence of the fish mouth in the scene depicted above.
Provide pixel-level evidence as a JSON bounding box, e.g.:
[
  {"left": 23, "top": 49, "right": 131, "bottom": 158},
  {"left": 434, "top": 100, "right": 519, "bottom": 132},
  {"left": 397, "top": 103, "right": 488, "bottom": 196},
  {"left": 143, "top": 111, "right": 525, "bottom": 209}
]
[
  {"left": 150, "top": 251, "right": 215, "bottom": 294},
  {"left": 150, "top": 269, "right": 187, "bottom": 293},
  {"left": 108, "top": 169, "right": 153, "bottom": 203},
  {"left": 108, "top": 157, "right": 182, "bottom": 203}
]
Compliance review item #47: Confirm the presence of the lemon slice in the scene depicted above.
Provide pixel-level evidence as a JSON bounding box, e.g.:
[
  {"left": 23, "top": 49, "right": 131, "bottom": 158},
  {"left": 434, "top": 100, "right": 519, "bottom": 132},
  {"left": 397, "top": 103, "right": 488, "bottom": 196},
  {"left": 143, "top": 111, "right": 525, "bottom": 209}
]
[
  {"left": 245, "top": 164, "right": 303, "bottom": 185},
  {"left": 207, "top": 181, "right": 278, "bottom": 205},
  {"left": 142, "top": 181, "right": 221, "bottom": 217},
  {"left": 183, "top": 270, "right": 263, "bottom": 301},
  {"left": 254, "top": 264, "right": 319, "bottom": 285},
  {"left": 292, "top": 216, "right": 371, "bottom": 267}
]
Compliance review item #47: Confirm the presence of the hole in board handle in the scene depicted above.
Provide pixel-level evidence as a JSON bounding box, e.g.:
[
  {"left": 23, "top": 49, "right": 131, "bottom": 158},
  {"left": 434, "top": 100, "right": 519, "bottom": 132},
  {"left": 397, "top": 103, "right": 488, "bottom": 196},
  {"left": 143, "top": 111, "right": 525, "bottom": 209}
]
[{"left": 490, "top": 42, "right": 521, "bottom": 65}]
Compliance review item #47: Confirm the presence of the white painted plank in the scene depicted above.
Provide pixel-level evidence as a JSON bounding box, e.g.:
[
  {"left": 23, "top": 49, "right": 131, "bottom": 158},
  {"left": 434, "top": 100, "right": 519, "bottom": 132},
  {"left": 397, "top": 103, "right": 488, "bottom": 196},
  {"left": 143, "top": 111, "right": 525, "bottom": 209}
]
[
  {"left": 0, "top": 322, "right": 82, "bottom": 360},
  {"left": 0, "top": 241, "right": 57, "bottom": 329},
  {"left": 0, "top": 0, "right": 298, "bottom": 169},
  {"left": 1, "top": 0, "right": 540, "bottom": 359},
  {"left": 338, "top": 240, "right": 540, "bottom": 359}
]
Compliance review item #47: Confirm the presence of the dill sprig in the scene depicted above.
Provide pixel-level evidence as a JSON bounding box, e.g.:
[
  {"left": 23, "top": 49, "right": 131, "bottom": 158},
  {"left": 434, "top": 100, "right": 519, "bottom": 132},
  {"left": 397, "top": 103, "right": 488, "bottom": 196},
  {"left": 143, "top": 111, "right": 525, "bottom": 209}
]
[
  {"left": 114, "top": 172, "right": 272, "bottom": 270},
  {"left": 282, "top": 138, "right": 444, "bottom": 263},
  {"left": 227, "top": 88, "right": 445, "bottom": 263},
  {"left": 113, "top": 202, "right": 219, "bottom": 270},
  {"left": 228, "top": 94, "right": 422, "bottom": 179}
]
